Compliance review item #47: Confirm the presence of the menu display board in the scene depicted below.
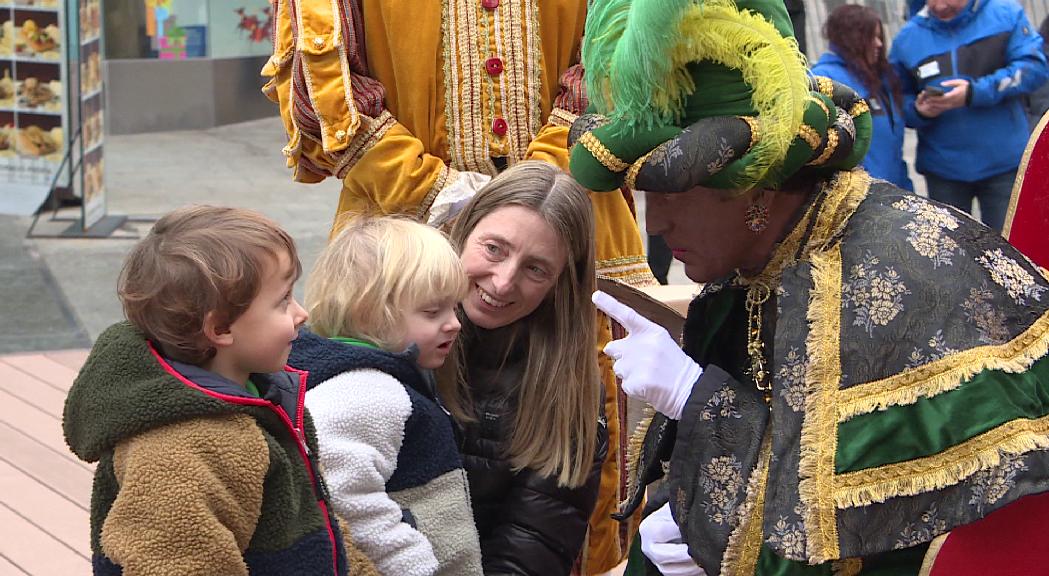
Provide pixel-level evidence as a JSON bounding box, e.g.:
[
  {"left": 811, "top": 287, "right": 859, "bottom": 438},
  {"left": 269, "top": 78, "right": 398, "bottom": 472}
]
[
  {"left": 78, "top": 0, "right": 103, "bottom": 227},
  {"left": 2, "top": 0, "right": 107, "bottom": 229},
  {"left": 0, "top": 0, "right": 67, "bottom": 191}
]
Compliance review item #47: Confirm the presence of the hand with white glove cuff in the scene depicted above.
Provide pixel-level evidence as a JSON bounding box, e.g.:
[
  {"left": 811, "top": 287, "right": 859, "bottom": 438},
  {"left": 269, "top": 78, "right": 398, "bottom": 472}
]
[
  {"left": 639, "top": 503, "right": 706, "bottom": 576},
  {"left": 592, "top": 290, "right": 702, "bottom": 420}
]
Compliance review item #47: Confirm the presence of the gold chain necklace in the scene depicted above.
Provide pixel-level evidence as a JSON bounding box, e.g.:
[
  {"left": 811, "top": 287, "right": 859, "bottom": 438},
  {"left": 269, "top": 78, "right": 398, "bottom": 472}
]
[{"left": 736, "top": 170, "right": 868, "bottom": 402}]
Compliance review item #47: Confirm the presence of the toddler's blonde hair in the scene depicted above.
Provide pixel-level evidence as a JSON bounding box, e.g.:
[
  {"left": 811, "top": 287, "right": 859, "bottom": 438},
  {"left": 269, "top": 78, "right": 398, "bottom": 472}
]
[{"left": 306, "top": 215, "right": 467, "bottom": 349}]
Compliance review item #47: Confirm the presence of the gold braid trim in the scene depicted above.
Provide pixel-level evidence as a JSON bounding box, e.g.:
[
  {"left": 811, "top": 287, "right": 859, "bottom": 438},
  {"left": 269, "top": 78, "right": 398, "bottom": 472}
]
[
  {"left": 838, "top": 309, "right": 1049, "bottom": 422},
  {"left": 620, "top": 404, "right": 656, "bottom": 513},
  {"left": 816, "top": 76, "right": 835, "bottom": 97},
  {"left": 625, "top": 148, "right": 657, "bottom": 191},
  {"left": 849, "top": 101, "right": 870, "bottom": 118},
  {"left": 797, "top": 124, "right": 821, "bottom": 151},
  {"left": 808, "top": 169, "right": 870, "bottom": 250},
  {"left": 813, "top": 97, "right": 831, "bottom": 120},
  {"left": 739, "top": 115, "right": 761, "bottom": 151},
  {"left": 798, "top": 245, "right": 844, "bottom": 564},
  {"left": 549, "top": 108, "right": 578, "bottom": 128},
  {"left": 579, "top": 132, "right": 630, "bottom": 173},
  {"left": 720, "top": 432, "right": 773, "bottom": 576},
  {"left": 832, "top": 558, "right": 864, "bottom": 576},
  {"left": 416, "top": 165, "right": 458, "bottom": 222},
  {"left": 808, "top": 128, "right": 840, "bottom": 166},
  {"left": 833, "top": 413, "right": 1049, "bottom": 508}
]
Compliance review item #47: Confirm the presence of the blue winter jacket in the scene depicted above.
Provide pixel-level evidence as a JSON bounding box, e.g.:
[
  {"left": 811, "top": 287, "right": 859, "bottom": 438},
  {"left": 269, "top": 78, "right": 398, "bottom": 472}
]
[
  {"left": 889, "top": 0, "right": 1048, "bottom": 181},
  {"left": 811, "top": 52, "right": 914, "bottom": 190}
]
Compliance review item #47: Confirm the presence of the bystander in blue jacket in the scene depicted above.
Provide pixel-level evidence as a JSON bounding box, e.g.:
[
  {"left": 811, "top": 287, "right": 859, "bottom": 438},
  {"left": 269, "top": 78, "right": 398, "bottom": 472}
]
[{"left": 890, "top": 0, "right": 1047, "bottom": 230}]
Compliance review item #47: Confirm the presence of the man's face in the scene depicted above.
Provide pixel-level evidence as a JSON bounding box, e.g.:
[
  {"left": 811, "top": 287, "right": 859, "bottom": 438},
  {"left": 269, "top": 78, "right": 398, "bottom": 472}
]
[
  {"left": 644, "top": 188, "right": 757, "bottom": 283},
  {"left": 927, "top": 0, "right": 967, "bottom": 21}
]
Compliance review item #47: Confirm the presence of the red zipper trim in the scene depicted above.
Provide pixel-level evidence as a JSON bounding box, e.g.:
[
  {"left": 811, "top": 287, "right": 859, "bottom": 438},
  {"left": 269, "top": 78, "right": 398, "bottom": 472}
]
[{"left": 148, "top": 344, "right": 341, "bottom": 575}]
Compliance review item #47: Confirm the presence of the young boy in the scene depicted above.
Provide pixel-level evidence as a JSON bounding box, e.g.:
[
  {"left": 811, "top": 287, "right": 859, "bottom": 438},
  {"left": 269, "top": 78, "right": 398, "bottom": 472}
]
[
  {"left": 289, "top": 216, "right": 482, "bottom": 576},
  {"left": 63, "top": 205, "right": 378, "bottom": 576}
]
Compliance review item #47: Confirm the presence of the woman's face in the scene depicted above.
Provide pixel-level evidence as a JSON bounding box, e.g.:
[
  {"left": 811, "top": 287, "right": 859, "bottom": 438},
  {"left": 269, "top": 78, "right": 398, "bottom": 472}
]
[
  {"left": 459, "top": 205, "right": 568, "bottom": 329},
  {"left": 867, "top": 23, "right": 884, "bottom": 67},
  {"left": 644, "top": 188, "right": 762, "bottom": 283}
]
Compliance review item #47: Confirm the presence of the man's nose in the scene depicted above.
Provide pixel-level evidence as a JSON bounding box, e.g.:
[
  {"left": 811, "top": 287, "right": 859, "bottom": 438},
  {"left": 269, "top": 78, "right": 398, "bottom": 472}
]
[{"left": 645, "top": 192, "right": 670, "bottom": 236}]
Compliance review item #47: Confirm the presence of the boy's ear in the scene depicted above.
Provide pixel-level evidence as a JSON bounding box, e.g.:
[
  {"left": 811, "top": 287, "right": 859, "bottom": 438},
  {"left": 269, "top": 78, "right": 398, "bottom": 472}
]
[{"left": 203, "top": 311, "right": 234, "bottom": 349}]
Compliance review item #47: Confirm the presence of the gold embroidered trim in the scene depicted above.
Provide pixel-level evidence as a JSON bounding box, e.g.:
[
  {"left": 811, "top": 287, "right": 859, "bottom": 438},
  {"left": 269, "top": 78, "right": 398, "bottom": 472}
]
[
  {"left": 549, "top": 108, "right": 578, "bottom": 128},
  {"left": 620, "top": 405, "right": 656, "bottom": 513},
  {"left": 495, "top": 0, "right": 543, "bottom": 160},
  {"left": 808, "top": 128, "right": 839, "bottom": 166},
  {"left": 797, "top": 124, "right": 821, "bottom": 151},
  {"left": 625, "top": 149, "right": 657, "bottom": 191},
  {"left": 838, "top": 309, "right": 1049, "bottom": 422},
  {"left": 832, "top": 558, "right": 864, "bottom": 576},
  {"left": 808, "top": 169, "right": 869, "bottom": 251},
  {"left": 601, "top": 271, "right": 660, "bottom": 288},
  {"left": 739, "top": 115, "right": 761, "bottom": 150},
  {"left": 597, "top": 255, "right": 650, "bottom": 268},
  {"left": 721, "top": 431, "right": 773, "bottom": 576},
  {"left": 799, "top": 245, "right": 844, "bottom": 563},
  {"left": 813, "top": 97, "right": 831, "bottom": 120},
  {"left": 417, "top": 165, "right": 459, "bottom": 222},
  {"left": 816, "top": 76, "right": 835, "bottom": 97},
  {"left": 334, "top": 110, "right": 396, "bottom": 179},
  {"left": 918, "top": 533, "right": 950, "bottom": 576},
  {"left": 579, "top": 132, "right": 630, "bottom": 172},
  {"left": 833, "top": 413, "right": 1049, "bottom": 508},
  {"left": 442, "top": 0, "right": 496, "bottom": 173},
  {"left": 598, "top": 261, "right": 653, "bottom": 276},
  {"left": 849, "top": 101, "right": 870, "bottom": 118}
]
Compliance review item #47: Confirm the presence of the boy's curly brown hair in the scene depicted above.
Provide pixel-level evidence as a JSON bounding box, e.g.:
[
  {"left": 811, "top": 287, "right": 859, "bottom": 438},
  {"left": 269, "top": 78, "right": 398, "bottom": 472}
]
[{"left": 118, "top": 205, "right": 300, "bottom": 364}]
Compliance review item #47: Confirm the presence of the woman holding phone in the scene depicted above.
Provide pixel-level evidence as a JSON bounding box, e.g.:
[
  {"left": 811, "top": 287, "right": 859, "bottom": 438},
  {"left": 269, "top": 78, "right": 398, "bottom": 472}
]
[{"left": 811, "top": 4, "right": 913, "bottom": 190}]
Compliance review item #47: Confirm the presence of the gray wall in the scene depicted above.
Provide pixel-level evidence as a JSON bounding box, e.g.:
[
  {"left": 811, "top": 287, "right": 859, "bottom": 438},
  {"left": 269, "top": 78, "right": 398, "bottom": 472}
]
[{"left": 105, "top": 55, "right": 274, "bottom": 135}]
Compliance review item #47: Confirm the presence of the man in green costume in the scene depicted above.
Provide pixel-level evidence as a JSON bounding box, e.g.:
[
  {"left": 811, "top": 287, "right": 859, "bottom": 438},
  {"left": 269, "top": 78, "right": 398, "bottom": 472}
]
[{"left": 568, "top": 0, "right": 1049, "bottom": 574}]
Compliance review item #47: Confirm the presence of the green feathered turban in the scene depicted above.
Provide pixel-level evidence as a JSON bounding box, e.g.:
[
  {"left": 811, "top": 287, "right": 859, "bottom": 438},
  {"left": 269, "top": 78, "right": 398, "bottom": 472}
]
[{"left": 568, "top": 0, "right": 873, "bottom": 194}]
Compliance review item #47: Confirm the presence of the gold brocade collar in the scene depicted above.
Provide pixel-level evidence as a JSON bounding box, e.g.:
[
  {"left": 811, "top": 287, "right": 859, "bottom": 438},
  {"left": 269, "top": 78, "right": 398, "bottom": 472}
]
[{"left": 734, "top": 169, "right": 870, "bottom": 395}]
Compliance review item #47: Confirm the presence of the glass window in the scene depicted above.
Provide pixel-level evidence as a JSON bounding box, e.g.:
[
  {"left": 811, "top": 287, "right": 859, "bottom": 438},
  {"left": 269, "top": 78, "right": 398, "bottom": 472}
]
[{"left": 103, "top": 0, "right": 271, "bottom": 60}]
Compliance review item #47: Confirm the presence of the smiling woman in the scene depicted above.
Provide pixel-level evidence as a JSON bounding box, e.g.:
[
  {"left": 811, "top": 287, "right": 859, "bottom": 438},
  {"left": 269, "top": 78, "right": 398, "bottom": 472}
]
[{"left": 441, "top": 160, "right": 607, "bottom": 576}]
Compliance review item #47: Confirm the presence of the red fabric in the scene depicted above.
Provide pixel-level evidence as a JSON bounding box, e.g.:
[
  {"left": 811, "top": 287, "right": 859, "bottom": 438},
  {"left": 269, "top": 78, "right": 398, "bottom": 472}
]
[
  {"left": 1008, "top": 126, "right": 1049, "bottom": 269},
  {"left": 929, "top": 492, "right": 1049, "bottom": 576}
]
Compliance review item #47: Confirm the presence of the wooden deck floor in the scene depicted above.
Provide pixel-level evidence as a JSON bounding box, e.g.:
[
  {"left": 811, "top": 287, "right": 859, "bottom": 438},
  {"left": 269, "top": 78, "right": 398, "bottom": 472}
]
[
  {"left": 0, "top": 350, "right": 93, "bottom": 574},
  {"left": 0, "top": 350, "right": 629, "bottom": 576}
]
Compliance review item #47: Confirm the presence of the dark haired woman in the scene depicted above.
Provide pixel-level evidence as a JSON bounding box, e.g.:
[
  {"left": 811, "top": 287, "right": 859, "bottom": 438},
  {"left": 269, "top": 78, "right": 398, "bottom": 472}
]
[{"left": 812, "top": 4, "right": 914, "bottom": 190}]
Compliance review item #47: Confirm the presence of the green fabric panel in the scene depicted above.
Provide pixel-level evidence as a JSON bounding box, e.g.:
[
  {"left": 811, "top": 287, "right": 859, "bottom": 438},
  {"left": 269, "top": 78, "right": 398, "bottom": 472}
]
[
  {"left": 836, "top": 354, "right": 1049, "bottom": 473},
  {"left": 692, "top": 289, "right": 739, "bottom": 364},
  {"left": 622, "top": 531, "right": 649, "bottom": 576},
  {"left": 245, "top": 379, "right": 261, "bottom": 398},
  {"left": 682, "top": 62, "right": 756, "bottom": 122},
  {"left": 756, "top": 543, "right": 832, "bottom": 575},
  {"left": 755, "top": 543, "right": 925, "bottom": 575}
]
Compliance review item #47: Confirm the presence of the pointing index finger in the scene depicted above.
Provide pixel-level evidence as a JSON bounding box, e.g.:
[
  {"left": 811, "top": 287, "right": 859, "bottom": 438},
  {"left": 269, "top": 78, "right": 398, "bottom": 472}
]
[{"left": 592, "top": 290, "right": 647, "bottom": 333}]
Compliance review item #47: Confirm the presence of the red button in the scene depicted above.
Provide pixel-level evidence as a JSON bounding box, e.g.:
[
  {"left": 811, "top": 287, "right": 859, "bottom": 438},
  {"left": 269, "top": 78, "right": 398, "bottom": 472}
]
[
  {"left": 482, "top": 0, "right": 499, "bottom": 9},
  {"left": 492, "top": 118, "right": 508, "bottom": 136},
  {"left": 485, "top": 57, "right": 504, "bottom": 76}
]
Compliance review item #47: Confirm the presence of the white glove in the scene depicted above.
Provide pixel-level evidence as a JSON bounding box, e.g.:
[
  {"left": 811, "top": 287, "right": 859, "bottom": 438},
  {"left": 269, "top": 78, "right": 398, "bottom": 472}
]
[
  {"left": 592, "top": 290, "right": 702, "bottom": 420},
  {"left": 639, "top": 503, "right": 706, "bottom": 576},
  {"left": 426, "top": 170, "right": 492, "bottom": 227}
]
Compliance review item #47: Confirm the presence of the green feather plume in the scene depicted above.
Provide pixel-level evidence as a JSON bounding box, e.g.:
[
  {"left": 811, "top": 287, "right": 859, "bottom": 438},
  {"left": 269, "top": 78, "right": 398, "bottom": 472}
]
[{"left": 583, "top": 0, "right": 694, "bottom": 130}]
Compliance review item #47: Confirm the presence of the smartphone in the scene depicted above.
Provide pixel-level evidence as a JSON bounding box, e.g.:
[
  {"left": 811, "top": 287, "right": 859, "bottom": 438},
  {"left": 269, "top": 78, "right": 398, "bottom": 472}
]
[{"left": 922, "top": 85, "right": 946, "bottom": 97}]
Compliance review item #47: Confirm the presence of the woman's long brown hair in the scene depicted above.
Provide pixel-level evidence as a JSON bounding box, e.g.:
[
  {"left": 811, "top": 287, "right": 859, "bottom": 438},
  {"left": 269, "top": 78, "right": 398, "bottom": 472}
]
[{"left": 824, "top": 4, "right": 904, "bottom": 110}]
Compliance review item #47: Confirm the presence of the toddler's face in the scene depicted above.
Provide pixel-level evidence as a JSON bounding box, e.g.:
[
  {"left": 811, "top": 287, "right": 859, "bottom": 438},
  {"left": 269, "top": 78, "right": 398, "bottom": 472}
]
[{"left": 399, "top": 298, "right": 461, "bottom": 369}]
